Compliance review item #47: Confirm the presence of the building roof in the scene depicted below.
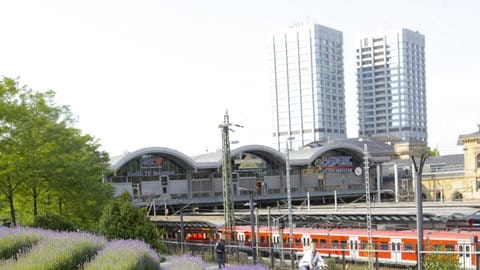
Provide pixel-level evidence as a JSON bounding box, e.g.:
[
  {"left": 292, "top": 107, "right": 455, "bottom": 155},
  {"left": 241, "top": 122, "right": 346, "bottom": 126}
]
[
  {"left": 457, "top": 125, "right": 480, "bottom": 145},
  {"left": 109, "top": 147, "right": 197, "bottom": 171},
  {"left": 109, "top": 138, "right": 397, "bottom": 171}
]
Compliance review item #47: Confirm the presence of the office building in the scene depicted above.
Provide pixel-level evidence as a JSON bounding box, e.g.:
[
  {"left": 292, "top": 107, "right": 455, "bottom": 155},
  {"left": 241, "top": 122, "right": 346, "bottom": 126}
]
[
  {"left": 356, "top": 28, "right": 427, "bottom": 142},
  {"left": 269, "top": 23, "right": 347, "bottom": 152}
]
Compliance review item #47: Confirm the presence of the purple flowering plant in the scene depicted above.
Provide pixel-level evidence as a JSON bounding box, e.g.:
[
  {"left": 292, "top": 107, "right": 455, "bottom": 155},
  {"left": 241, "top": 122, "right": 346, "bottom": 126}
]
[
  {"left": 83, "top": 239, "right": 160, "bottom": 270},
  {"left": 166, "top": 254, "right": 207, "bottom": 270}
]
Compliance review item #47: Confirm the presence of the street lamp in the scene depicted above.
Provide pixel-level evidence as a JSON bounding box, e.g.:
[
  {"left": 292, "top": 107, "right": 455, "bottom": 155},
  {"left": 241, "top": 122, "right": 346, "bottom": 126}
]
[
  {"left": 239, "top": 187, "right": 257, "bottom": 264},
  {"left": 412, "top": 153, "right": 427, "bottom": 270},
  {"left": 285, "top": 136, "right": 295, "bottom": 269}
]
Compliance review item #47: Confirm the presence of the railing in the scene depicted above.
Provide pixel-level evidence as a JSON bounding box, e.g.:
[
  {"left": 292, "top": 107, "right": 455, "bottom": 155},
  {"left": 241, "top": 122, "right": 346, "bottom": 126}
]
[{"left": 423, "top": 164, "right": 464, "bottom": 176}]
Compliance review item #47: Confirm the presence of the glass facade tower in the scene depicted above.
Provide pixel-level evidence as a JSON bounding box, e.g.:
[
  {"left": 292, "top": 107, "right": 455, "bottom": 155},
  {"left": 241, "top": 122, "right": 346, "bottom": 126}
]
[
  {"left": 356, "top": 29, "right": 427, "bottom": 142},
  {"left": 269, "top": 24, "right": 347, "bottom": 152}
]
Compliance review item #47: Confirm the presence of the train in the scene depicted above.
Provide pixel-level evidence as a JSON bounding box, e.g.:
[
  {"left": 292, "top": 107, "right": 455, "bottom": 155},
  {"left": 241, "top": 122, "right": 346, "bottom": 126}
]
[{"left": 225, "top": 226, "right": 480, "bottom": 269}]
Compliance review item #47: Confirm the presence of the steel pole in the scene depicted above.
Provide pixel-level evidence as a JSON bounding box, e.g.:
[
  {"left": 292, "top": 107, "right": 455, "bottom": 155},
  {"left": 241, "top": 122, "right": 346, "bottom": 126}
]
[
  {"left": 249, "top": 191, "right": 257, "bottom": 264},
  {"left": 286, "top": 139, "right": 294, "bottom": 270}
]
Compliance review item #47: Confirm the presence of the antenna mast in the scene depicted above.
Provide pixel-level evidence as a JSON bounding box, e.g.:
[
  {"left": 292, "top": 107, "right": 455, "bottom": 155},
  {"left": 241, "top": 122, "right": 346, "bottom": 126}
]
[{"left": 220, "top": 111, "right": 236, "bottom": 242}]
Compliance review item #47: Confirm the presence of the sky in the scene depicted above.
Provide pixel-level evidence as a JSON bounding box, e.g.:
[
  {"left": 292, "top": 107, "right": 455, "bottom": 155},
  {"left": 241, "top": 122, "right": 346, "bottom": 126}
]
[{"left": 1, "top": 0, "right": 479, "bottom": 157}]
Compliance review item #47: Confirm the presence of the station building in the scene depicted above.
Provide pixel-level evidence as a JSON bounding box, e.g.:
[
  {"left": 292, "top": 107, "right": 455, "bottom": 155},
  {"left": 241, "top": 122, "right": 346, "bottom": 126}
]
[{"left": 105, "top": 126, "right": 480, "bottom": 212}]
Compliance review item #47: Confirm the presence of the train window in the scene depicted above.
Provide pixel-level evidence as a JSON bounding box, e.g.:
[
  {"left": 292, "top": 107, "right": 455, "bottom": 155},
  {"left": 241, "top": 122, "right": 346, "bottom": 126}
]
[
  {"left": 459, "top": 245, "right": 463, "bottom": 257},
  {"left": 245, "top": 236, "right": 251, "bottom": 242},
  {"left": 404, "top": 244, "right": 414, "bottom": 251},
  {"left": 260, "top": 236, "right": 266, "bottom": 243},
  {"left": 296, "top": 237, "right": 302, "bottom": 245},
  {"left": 332, "top": 241, "right": 339, "bottom": 249},
  {"left": 312, "top": 238, "right": 318, "bottom": 245},
  {"left": 361, "top": 242, "right": 368, "bottom": 250},
  {"left": 466, "top": 246, "right": 470, "bottom": 257},
  {"left": 445, "top": 245, "right": 454, "bottom": 251},
  {"left": 341, "top": 241, "right": 347, "bottom": 249},
  {"left": 320, "top": 239, "right": 326, "bottom": 248},
  {"left": 380, "top": 242, "right": 389, "bottom": 251}
]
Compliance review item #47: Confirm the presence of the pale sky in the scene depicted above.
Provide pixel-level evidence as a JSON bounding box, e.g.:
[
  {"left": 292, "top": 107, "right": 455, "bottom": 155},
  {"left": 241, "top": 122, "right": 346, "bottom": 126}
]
[{"left": 1, "top": 0, "right": 479, "bottom": 157}]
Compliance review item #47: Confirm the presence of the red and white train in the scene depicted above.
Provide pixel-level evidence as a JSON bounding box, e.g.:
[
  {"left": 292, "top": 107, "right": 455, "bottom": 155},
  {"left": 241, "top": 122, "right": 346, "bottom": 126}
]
[{"left": 228, "top": 226, "right": 480, "bottom": 269}]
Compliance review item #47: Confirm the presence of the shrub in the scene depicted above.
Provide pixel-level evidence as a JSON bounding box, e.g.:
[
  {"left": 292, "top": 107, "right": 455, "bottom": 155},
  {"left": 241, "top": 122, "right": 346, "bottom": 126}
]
[
  {"left": 0, "top": 227, "right": 44, "bottom": 260},
  {"left": 1, "top": 230, "right": 106, "bottom": 270},
  {"left": 32, "top": 214, "right": 77, "bottom": 231},
  {"left": 167, "top": 254, "right": 207, "bottom": 270},
  {"left": 83, "top": 239, "right": 160, "bottom": 270}
]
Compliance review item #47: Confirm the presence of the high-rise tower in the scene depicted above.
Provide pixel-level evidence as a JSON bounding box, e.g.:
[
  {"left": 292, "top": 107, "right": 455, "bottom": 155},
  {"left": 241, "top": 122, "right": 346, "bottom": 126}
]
[
  {"left": 269, "top": 23, "right": 347, "bottom": 152},
  {"left": 356, "top": 29, "right": 427, "bottom": 142}
]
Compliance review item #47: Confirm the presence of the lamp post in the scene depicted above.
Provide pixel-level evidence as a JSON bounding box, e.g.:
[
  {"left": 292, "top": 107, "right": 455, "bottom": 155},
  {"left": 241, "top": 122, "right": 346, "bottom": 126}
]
[
  {"left": 249, "top": 191, "right": 257, "bottom": 265},
  {"left": 285, "top": 137, "right": 295, "bottom": 270},
  {"left": 412, "top": 153, "right": 427, "bottom": 270},
  {"left": 240, "top": 187, "right": 257, "bottom": 264}
]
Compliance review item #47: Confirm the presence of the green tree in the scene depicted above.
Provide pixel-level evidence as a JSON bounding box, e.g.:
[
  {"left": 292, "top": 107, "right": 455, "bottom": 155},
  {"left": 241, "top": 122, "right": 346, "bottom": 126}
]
[
  {"left": 0, "top": 77, "right": 113, "bottom": 229},
  {"left": 427, "top": 146, "right": 440, "bottom": 156},
  {"left": 97, "top": 190, "right": 165, "bottom": 252},
  {"left": 423, "top": 246, "right": 460, "bottom": 270}
]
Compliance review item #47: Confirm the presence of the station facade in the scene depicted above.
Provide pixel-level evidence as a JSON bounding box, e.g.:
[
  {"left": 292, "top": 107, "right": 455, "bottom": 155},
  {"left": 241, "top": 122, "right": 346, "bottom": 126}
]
[{"left": 105, "top": 127, "right": 480, "bottom": 210}]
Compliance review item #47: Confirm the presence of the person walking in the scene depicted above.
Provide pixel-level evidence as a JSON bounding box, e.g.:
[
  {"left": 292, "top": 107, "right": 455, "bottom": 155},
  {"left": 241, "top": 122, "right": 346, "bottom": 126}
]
[
  {"left": 298, "top": 242, "right": 326, "bottom": 270},
  {"left": 215, "top": 238, "right": 226, "bottom": 269}
]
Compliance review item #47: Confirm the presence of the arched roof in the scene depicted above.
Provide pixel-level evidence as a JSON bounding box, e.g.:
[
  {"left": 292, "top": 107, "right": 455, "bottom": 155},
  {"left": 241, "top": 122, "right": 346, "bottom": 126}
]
[
  {"left": 289, "top": 138, "right": 394, "bottom": 166},
  {"left": 110, "top": 147, "right": 196, "bottom": 171},
  {"left": 108, "top": 138, "right": 394, "bottom": 171},
  {"left": 232, "top": 144, "right": 285, "bottom": 165},
  {"left": 193, "top": 144, "right": 285, "bottom": 169}
]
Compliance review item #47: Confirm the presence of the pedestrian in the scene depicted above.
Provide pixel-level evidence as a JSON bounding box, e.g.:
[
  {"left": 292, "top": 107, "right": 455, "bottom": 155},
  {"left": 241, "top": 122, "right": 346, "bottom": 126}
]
[
  {"left": 298, "top": 242, "right": 326, "bottom": 270},
  {"left": 215, "top": 238, "right": 226, "bottom": 268}
]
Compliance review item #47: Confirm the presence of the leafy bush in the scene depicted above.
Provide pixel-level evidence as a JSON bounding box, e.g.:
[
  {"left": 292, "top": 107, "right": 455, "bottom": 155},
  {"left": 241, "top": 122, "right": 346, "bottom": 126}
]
[
  {"left": 32, "top": 214, "right": 77, "bottom": 231},
  {"left": 423, "top": 246, "right": 460, "bottom": 270},
  {"left": 97, "top": 191, "right": 165, "bottom": 252}
]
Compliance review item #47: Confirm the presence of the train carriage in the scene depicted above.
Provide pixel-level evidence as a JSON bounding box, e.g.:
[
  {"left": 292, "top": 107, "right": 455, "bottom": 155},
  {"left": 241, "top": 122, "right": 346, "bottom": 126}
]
[{"left": 230, "top": 225, "right": 480, "bottom": 269}]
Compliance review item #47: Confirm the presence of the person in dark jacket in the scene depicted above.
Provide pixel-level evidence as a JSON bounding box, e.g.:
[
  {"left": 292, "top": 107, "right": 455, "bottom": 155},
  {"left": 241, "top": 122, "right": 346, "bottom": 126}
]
[{"left": 216, "top": 238, "right": 226, "bottom": 268}]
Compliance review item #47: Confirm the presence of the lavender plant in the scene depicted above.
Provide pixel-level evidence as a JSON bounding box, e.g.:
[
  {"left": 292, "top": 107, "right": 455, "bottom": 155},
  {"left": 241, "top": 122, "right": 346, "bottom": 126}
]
[
  {"left": 83, "top": 239, "right": 160, "bottom": 270},
  {"left": 1, "top": 230, "right": 106, "bottom": 270},
  {"left": 223, "top": 265, "right": 270, "bottom": 270},
  {"left": 166, "top": 254, "right": 207, "bottom": 270},
  {"left": 0, "top": 227, "right": 45, "bottom": 260}
]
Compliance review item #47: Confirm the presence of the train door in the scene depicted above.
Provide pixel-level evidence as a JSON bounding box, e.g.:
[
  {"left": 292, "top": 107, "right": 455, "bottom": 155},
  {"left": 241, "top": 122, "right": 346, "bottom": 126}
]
[
  {"left": 458, "top": 241, "right": 473, "bottom": 269},
  {"left": 237, "top": 232, "right": 245, "bottom": 247},
  {"left": 272, "top": 233, "right": 280, "bottom": 252},
  {"left": 349, "top": 236, "right": 359, "bottom": 260},
  {"left": 391, "top": 238, "right": 402, "bottom": 263},
  {"left": 302, "top": 234, "right": 310, "bottom": 252}
]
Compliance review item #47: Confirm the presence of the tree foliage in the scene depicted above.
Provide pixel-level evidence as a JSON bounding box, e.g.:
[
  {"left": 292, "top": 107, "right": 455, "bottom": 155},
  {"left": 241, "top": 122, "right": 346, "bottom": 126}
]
[
  {"left": 97, "top": 190, "right": 165, "bottom": 252},
  {"left": 0, "top": 77, "right": 114, "bottom": 230},
  {"left": 423, "top": 245, "right": 460, "bottom": 270},
  {"left": 427, "top": 146, "right": 440, "bottom": 156}
]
